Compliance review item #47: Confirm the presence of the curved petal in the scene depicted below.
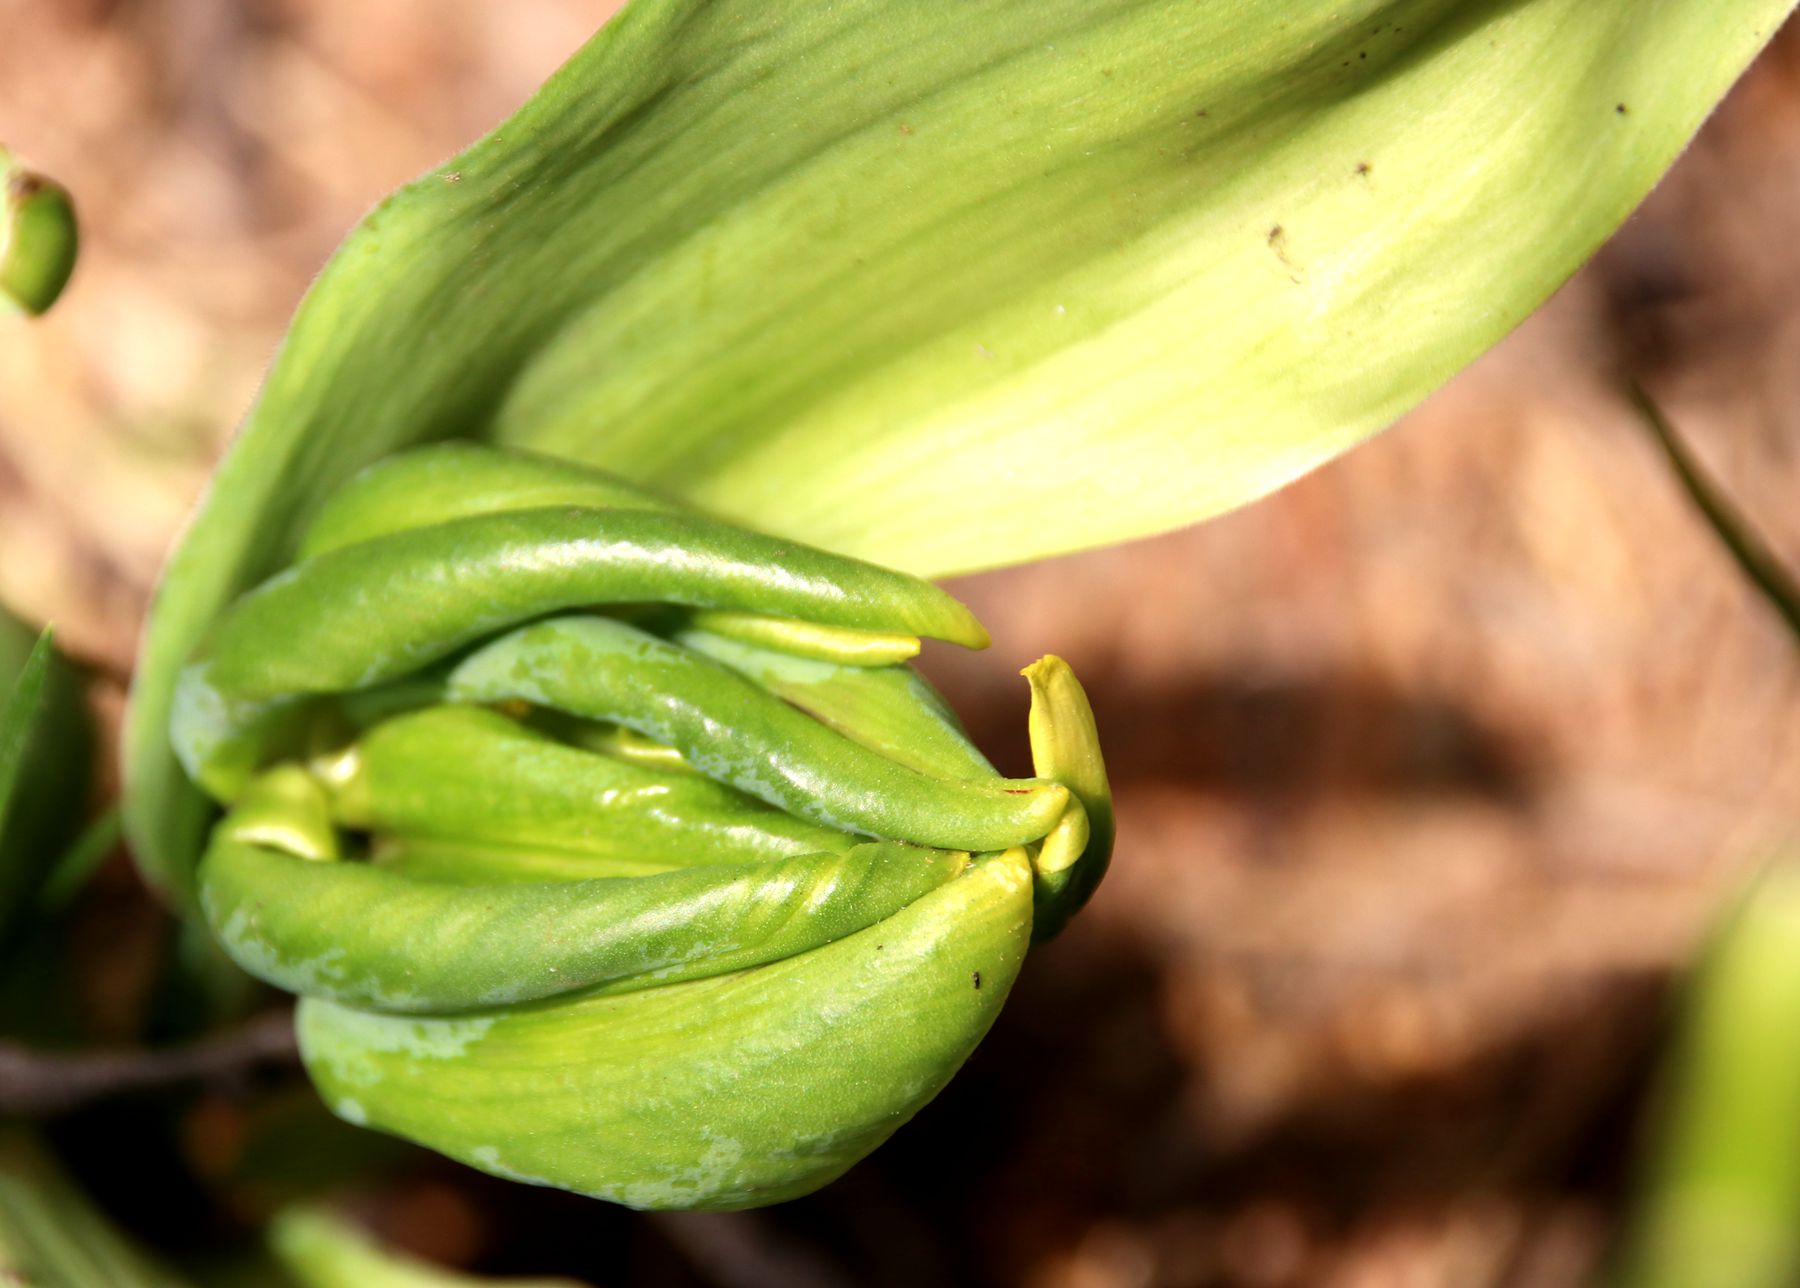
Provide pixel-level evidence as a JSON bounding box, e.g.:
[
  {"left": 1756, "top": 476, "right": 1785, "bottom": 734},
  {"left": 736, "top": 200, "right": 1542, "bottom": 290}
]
[{"left": 297, "top": 848, "right": 1033, "bottom": 1210}]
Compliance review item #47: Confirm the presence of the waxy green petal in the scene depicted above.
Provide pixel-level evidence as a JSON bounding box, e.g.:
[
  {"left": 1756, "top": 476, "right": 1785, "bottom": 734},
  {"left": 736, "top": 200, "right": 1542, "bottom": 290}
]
[
  {"left": 297, "top": 848, "right": 1033, "bottom": 1210},
  {"left": 335, "top": 704, "right": 853, "bottom": 872},
  {"left": 446, "top": 615, "right": 1066, "bottom": 852},
  {"left": 1023, "top": 656, "right": 1113, "bottom": 942},
  {"left": 202, "top": 830, "right": 967, "bottom": 1013},
  {"left": 171, "top": 506, "right": 987, "bottom": 800},
  {"left": 298, "top": 443, "right": 678, "bottom": 560},
  {"left": 679, "top": 628, "right": 998, "bottom": 783}
]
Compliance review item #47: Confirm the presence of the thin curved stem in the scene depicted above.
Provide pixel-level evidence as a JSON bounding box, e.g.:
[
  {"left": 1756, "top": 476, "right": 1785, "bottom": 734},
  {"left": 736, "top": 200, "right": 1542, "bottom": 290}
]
[
  {"left": 1628, "top": 381, "right": 1800, "bottom": 647},
  {"left": 0, "top": 1009, "right": 298, "bottom": 1116}
]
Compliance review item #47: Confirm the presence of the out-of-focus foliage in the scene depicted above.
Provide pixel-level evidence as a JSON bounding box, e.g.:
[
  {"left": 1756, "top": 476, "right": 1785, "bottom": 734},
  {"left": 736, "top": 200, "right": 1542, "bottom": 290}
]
[
  {"left": 268, "top": 1207, "right": 589, "bottom": 1288},
  {"left": 0, "top": 1128, "right": 188, "bottom": 1287},
  {"left": 0, "top": 613, "right": 90, "bottom": 946},
  {"left": 1616, "top": 860, "right": 1800, "bottom": 1288}
]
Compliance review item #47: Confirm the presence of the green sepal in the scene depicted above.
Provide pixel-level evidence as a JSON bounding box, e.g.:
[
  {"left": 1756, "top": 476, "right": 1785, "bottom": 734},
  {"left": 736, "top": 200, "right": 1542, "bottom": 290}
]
[
  {"left": 172, "top": 507, "right": 989, "bottom": 801},
  {"left": 201, "top": 831, "right": 968, "bottom": 1013},
  {"left": 678, "top": 612, "right": 921, "bottom": 668},
  {"left": 677, "top": 628, "right": 997, "bottom": 783},
  {"left": 269, "top": 1206, "right": 587, "bottom": 1287},
  {"left": 297, "top": 848, "right": 1033, "bottom": 1210},
  {"left": 330, "top": 704, "right": 851, "bottom": 871},
  {"left": 446, "top": 615, "right": 1064, "bottom": 851},
  {"left": 1023, "top": 656, "right": 1112, "bottom": 942}
]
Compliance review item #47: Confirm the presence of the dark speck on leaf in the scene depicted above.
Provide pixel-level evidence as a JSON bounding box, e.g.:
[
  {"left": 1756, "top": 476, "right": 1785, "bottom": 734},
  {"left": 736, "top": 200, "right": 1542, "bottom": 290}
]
[
  {"left": 1355, "top": 161, "right": 1372, "bottom": 177},
  {"left": 972, "top": 971, "right": 982, "bottom": 990},
  {"left": 1267, "top": 224, "right": 1303, "bottom": 283},
  {"left": 1615, "top": 103, "right": 1629, "bottom": 115}
]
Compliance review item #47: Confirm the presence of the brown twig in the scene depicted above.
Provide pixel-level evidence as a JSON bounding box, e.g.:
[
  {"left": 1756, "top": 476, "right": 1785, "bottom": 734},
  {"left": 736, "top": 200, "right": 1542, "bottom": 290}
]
[{"left": 0, "top": 1008, "right": 299, "bottom": 1115}]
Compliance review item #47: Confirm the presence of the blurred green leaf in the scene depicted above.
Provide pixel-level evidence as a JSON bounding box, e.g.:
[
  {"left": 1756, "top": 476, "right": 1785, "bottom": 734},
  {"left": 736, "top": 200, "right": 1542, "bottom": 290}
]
[
  {"left": 0, "top": 616, "right": 92, "bottom": 945},
  {"left": 34, "top": 807, "right": 122, "bottom": 915},
  {"left": 1023, "top": 654, "right": 1112, "bottom": 942},
  {"left": 126, "top": 0, "right": 1794, "bottom": 896},
  {"left": 0, "top": 613, "right": 95, "bottom": 1044},
  {"left": 0, "top": 1128, "right": 555, "bottom": 1288},
  {"left": 269, "top": 1207, "right": 587, "bottom": 1288},
  {"left": 0, "top": 627, "right": 54, "bottom": 888},
  {"left": 1616, "top": 860, "right": 1800, "bottom": 1288},
  {"left": 0, "top": 1128, "right": 189, "bottom": 1287}
]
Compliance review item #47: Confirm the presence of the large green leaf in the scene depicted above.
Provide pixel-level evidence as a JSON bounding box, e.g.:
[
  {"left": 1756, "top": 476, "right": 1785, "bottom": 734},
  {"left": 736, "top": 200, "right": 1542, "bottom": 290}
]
[{"left": 125, "top": 0, "right": 1793, "bottom": 897}]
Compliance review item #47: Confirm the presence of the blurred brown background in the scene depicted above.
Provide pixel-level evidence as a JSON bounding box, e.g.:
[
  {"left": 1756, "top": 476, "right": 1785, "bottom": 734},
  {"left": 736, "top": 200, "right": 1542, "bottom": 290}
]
[{"left": 3, "top": 3, "right": 1800, "bottom": 1285}]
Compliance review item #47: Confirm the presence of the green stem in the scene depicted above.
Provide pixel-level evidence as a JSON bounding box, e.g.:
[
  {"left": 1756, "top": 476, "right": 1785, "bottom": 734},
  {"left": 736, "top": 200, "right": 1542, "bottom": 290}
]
[
  {"left": 33, "top": 807, "right": 121, "bottom": 914},
  {"left": 1628, "top": 382, "right": 1800, "bottom": 646}
]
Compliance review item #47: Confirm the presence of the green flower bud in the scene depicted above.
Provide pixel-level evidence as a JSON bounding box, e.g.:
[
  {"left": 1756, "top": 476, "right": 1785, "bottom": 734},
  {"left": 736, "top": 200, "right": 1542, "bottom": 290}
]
[{"left": 174, "top": 444, "right": 1109, "bottom": 1209}]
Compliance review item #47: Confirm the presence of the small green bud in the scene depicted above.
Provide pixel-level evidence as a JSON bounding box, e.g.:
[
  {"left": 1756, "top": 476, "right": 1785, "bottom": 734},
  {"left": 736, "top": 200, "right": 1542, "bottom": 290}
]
[{"left": 0, "top": 150, "right": 77, "bottom": 317}]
